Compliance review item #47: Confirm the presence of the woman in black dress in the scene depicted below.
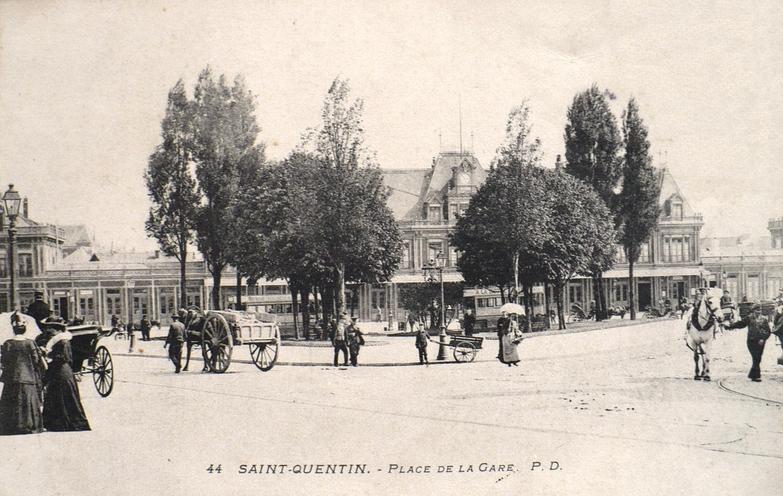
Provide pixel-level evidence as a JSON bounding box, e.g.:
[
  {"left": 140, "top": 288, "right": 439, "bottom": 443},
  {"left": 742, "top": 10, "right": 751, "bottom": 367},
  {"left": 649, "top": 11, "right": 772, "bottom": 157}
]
[
  {"left": 0, "top": 313, "right": 44, "bottom": 435},
  {"left": 42, "top": 326, "right": 91, "bottom": 431}
]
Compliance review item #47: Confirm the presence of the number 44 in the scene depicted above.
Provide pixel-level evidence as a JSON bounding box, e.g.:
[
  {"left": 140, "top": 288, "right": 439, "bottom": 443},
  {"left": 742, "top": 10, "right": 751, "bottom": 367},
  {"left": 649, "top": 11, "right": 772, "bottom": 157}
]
[{"left": 206, "top": 464, "right": 223, "bottom": 474}]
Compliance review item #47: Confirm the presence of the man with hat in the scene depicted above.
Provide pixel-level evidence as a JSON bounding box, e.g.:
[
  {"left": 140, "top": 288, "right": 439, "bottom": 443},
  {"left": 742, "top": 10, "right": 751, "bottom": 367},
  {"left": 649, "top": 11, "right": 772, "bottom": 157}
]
[
  {"left": 163, "top": 313, "right": 186, "bottom": 373},
  {"left": 25, "top": 290, "right": 51, "bottom": 324},
  {"left": 346, "top": 316, "right": 365, "bottom": 367},
  {"left": 330, "top": 312, "right": 350, "bottom": 367},
  {"left": 725, "top": 303, "right": 773, "bottom": 382}
]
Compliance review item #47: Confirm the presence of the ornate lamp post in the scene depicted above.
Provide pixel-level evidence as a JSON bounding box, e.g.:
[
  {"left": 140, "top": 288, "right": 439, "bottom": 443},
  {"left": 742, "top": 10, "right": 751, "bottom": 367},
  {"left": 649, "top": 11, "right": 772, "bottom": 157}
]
[
  {"left": 423, "top": 251, "right": 447, "bottom": 360},
  {"left": 3, "top": 184, "right": 22, "bottom": 311}
]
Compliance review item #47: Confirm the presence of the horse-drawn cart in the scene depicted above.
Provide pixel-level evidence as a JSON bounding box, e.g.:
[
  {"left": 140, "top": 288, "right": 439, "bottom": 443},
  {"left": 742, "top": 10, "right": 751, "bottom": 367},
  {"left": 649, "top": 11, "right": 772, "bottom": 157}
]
[{"left": 183, "top": 308, "right": 280, "bottom": 373}]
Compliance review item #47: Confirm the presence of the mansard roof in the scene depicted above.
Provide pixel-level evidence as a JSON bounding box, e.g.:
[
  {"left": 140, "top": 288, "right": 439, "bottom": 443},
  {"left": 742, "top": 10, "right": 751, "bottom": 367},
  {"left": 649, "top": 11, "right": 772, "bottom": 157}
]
[
  {"left": 382, "top": 151, "right": 487, "bottom": 221},
  {"left": 658, "top": 167, "right": 698, "bottom": 217}
]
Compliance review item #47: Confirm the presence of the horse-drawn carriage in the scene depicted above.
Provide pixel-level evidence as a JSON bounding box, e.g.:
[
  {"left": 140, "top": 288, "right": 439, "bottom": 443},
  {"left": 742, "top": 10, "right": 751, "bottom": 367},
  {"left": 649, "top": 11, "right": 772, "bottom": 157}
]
[
  {"left": 182, "top": 307, "right": 280, "bottom": 373},
  {"left": 25, "top": 319, "right": 115, "bottom": 397}
]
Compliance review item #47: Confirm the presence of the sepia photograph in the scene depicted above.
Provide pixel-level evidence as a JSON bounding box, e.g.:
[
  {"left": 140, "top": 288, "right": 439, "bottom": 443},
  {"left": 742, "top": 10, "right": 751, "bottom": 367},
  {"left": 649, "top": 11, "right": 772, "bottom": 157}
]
[{"left": 1, "top": 1, "right": 781, "bottom": 494}]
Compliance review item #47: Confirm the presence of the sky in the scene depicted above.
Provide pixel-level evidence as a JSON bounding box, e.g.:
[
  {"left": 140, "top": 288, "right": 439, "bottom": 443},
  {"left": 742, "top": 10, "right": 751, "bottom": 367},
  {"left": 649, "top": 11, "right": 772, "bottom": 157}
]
[{"left": 1, "top": 0, "right": 781, "bottom": 250}]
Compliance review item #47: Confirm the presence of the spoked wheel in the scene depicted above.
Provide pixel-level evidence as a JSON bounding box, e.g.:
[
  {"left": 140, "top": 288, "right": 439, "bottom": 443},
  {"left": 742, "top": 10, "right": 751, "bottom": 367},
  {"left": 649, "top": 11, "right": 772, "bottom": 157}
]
[
  {"left": 249, "top": 325, "right": 280, "bottom": 371},
  {"left": 453, "top": 341, "right": 476, "bottom": 363},
  {"left": 92, "top": 345, "right": 114, "bottom": 397},
  {"left": 201, "top": 314, "right": 233, "bottom": 373}
]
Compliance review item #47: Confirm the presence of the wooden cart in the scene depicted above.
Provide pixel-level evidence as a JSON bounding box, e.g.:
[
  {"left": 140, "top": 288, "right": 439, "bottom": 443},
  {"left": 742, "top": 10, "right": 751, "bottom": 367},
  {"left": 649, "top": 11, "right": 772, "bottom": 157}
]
[
  {"left": 446, "top": 335, "right": 484, "bottom": 363},
  {"left": 183, "top": 308, "right": 280, "bottom": 373}
]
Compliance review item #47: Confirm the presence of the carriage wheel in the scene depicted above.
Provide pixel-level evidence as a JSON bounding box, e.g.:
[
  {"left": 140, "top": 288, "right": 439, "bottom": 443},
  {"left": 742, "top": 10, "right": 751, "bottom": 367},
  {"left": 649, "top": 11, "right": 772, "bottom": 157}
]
[
  {"left": 92, "top": 346, "right": 114, "bottom": 397},
  {"left": 453, "top": 341, "right": 476, "bottom": 363},
  {"left": 249, "top": 326, "right": 280, "bottom": 371},
  {"left": 201, "top": 314, "right": 233, "bottom": 373}
]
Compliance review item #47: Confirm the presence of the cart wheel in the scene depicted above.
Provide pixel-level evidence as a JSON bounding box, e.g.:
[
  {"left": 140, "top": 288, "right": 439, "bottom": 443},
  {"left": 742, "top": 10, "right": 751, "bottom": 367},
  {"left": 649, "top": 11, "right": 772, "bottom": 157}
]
[
  {"left": 453, "top": 341, "right": 476, "bottom": 363},
  {"left": 201, "top": 314, "right": 233, "bottom": 373},
  {"left": 92, "top": 346, "right": 114, "bottom": 397},
  {"left": 250, "top": 325, "right": 280, "bottom": 371}
]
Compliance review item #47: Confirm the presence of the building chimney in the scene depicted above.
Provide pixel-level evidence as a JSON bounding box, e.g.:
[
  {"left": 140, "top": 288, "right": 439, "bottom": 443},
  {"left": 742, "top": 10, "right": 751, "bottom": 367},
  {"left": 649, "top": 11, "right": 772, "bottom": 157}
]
[{"left": 23, "top": 197, "right": 28, "bottom": 218}]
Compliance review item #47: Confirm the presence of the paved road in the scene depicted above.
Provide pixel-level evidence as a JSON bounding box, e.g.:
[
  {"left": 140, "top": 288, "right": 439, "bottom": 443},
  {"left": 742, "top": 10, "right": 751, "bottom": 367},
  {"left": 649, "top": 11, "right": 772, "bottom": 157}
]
[{"left": 2, "top": 319, "right": 781, "bottom": 495}]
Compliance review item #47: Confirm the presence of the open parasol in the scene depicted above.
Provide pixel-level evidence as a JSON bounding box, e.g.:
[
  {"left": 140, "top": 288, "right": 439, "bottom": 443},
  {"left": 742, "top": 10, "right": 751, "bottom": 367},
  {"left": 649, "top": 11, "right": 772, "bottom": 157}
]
[{"left": 498, "top": 302, "right": 525, "bottom": 315}]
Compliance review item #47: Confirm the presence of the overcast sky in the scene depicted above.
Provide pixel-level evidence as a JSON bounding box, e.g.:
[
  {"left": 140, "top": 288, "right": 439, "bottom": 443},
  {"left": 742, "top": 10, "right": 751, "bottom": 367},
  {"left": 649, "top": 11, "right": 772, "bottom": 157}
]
[{"left": 1, "top": 0, "right": 781, "bottom": 250}]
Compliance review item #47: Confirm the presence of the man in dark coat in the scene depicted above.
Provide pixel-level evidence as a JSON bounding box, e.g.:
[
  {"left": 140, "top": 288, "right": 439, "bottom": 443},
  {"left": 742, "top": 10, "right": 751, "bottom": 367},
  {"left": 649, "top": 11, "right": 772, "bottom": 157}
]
[
  {"left": 330, "top": 313, "right": 350, "bottom": 367},
  {"left": 725, "top": 304, "right": 772, "bottom": 382},
  {"left": 463, "top": 308, "right": 476, "bottom": 336},
  {"left": 163, "top": 314, "right": 185, "bottom": 373},
  {"left": 140, "top": 315, "right": 151, "bottom": 341},
  {"left": 25, "top": 290, "right": 50, "bottom": 324}
]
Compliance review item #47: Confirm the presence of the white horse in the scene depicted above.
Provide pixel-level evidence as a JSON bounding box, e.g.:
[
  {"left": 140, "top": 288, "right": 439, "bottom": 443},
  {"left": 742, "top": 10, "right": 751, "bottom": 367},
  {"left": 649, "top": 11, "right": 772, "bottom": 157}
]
[{"left": 685, "top": 288, "right": 731, "bottom": 382}]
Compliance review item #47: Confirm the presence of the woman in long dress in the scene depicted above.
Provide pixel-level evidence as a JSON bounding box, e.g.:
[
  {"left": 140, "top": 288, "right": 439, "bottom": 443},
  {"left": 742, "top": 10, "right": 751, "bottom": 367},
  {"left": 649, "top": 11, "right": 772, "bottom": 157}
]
[
  {"left": 0, "top": 313, "right": 44, "bottom": 435},
  {"left": 501, "top": 316, "right": 522, "bottom": 367},
  {"left": 42, "top": 326, "right": 91, "bottom": 431}
]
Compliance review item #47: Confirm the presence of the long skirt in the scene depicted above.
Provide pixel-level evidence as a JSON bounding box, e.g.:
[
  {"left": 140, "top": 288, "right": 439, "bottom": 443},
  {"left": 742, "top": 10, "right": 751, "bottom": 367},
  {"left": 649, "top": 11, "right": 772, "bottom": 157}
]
[
  {"left": 501, "top": 334, "right": 520, "bottom": 364},
  {"left": 43, "top": 363, "right": 91, "bottom": 432},
  {"left": 0, "top": 382, "right": 43, "bottom": 435}
]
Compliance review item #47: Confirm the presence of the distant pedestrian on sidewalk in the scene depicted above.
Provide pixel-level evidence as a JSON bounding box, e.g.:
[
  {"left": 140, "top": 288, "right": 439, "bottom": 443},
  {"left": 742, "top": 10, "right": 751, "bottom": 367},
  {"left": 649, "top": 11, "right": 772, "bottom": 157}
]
[
  {"left": 725, "top": 303, "right": 772, "bottom": 382},
  {"left": 127, "top": 320, "right": 136, "bottom": 353},
  {"left": 331, "top": 313, "right": 350, "bottom": 367},
  {"left": 164, "top": 313, "right": 185, "bottom": 373},
  {"left": 346, "top": 316, "right": 365, "bottom": 366},
  {"left": 415, "top": 326, "right": 429, "bottom": 365},
  {"left": 140, "top": 315, "right": 151, "bottom": 341}
]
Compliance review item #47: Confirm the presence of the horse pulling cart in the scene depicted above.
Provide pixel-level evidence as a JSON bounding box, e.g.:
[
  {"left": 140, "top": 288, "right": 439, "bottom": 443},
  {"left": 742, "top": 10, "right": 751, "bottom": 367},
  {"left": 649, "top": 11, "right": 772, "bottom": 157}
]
[{"left": 182, "top": 308, "right": 280, "bottom": 373}]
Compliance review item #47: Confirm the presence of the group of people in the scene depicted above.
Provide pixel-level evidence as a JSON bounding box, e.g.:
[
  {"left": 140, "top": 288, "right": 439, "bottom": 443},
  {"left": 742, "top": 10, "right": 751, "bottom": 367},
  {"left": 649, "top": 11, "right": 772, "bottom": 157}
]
[
  {"left": 328, "top": 313, "right": 365, "bottom": 367},
  {"left": 0, "top": 291, "right": 91, "bottom": 436}
]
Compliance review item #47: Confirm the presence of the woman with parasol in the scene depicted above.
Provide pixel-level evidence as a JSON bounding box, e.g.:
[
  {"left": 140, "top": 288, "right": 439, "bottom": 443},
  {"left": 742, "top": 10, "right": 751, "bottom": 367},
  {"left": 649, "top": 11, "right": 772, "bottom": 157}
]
[{"left": 498, "top": 303, "right": 525, "bottom": 367}]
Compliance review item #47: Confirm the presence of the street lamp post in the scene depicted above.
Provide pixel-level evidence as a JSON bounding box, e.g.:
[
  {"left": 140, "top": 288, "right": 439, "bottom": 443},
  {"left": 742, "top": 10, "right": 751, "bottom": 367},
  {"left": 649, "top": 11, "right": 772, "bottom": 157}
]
[
  {"left": 3, "top": 184, "right": 22, "bottom": 311},
  {"left": 423, "top": 252, "right": 447, "bottom": 360}
]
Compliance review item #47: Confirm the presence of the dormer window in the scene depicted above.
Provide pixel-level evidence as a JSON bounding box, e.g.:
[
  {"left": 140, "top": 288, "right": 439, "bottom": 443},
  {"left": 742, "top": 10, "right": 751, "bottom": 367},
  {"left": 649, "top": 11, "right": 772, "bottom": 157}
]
[
  {"left": 672, "top": 202, "right": 683, "bottom": 220},
  {"left": 428, "top": 205, "right": 442, "bottom": 222}
]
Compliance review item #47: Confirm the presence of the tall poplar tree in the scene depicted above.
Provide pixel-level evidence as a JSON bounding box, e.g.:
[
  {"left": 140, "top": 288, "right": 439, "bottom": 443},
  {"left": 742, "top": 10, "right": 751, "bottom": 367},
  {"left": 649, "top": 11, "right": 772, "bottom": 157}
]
[
  {"left": 145, "top": 80, "right": 199, "bottom": 308},
  {"left": 564, "top": 84, "right": 622, "bottom": 320},
  {"left": 307, "top": 78, "right": 402, "bottom": 316},
  {"left": 618, "top": 98, "right": 661, "bottom": 320},
  {"left": 192, "top": 67, "right": 261, "bottom": 309}
]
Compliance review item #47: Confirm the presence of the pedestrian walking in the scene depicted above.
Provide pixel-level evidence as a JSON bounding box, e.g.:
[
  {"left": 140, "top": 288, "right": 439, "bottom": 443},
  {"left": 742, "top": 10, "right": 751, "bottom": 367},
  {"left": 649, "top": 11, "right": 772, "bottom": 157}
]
[
  {"left": 0, "top": 312, "right": 44, "bottom": 435},
  {"left": 140, "top": 315, "right": 151, "bottom": 341},
  {"left": 496, "top": 311, "right": 510, "bottom": 361},
  {"left": 127, "top": 320, "right": 136, "bottom": 353},
  {"left": 164, "top": 313, "right": 185, "bottom": 373},
  {"left": 346, "top": 316, "right": 365, "bottom": 366},
  {"left": 415, "top": 326, "right": 429, "bottom": 365},
  {"left": 41, "top": 322, "right": 91, "bottom": 432},
  {"left": 331, "top": 313, "right": 349, "bottom": 367},
  {"left": 500, "top": 316, "right": 522, "bottom": 367},
  {"left": 725, "top": 303, "right": 772, "bottom": 382}
]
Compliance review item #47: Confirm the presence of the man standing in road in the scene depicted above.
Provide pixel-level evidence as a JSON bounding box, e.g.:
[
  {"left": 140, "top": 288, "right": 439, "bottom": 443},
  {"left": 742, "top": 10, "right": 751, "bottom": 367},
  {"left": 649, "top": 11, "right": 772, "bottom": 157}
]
[
  {"left": 163, "top": 313, "right": 185, "bottom": 373},
  {"left": 25, "top": 290, "right": 50, "bottom": 324},
  {"left": 463, "top": 308, "right": 476, "bottom": 336},
  {"left": 331, "top": 313, "right": 350, "bottom": 367},
  {"left": 725, "top": 303, "right": 772, "bottom": 382}
]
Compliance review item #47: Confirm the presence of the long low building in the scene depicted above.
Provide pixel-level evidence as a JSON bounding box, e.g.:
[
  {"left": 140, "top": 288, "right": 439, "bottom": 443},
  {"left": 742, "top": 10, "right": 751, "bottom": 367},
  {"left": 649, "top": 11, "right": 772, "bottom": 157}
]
[{"left": 5, "top": 152, "right": 773, "bottom": 330}]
